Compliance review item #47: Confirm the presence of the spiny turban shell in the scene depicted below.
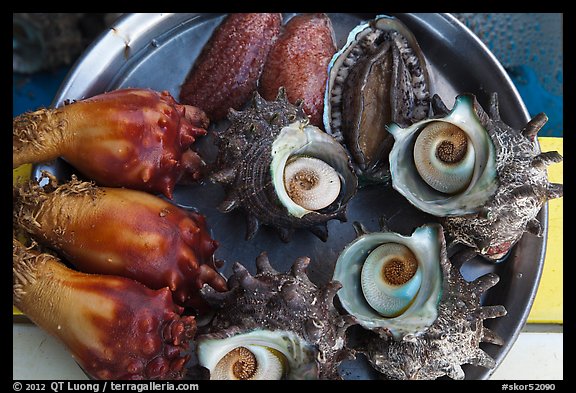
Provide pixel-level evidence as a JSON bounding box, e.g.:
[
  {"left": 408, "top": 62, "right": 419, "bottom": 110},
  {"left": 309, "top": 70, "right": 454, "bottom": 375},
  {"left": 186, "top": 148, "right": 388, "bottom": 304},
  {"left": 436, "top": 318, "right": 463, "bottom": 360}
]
[
  {"left": 333, "top": 223, "right": 508, "bottom": 379},
  {"left": 195, "top": 253, "right": 356, "bottom": 379},
  {"left": 211, "top": 89, "right": 357, "bottom": 242},
  {"left": 388, "top": 92, "right": 563, "bottom": 260},
  {"left": 333, "top": 223, "right": 443, "bottom": 340}
]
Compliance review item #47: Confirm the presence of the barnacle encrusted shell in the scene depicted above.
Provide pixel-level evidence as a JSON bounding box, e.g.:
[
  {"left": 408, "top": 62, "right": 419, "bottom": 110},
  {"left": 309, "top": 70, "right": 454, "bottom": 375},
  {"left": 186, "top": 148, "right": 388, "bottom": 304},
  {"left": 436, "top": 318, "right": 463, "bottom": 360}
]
[
  {"left": 388, "top": 93, "right": 563, "bottom": 260},
  {"left": 334, "top": 223, "right": 507, "bottom": 379},
  {"left": 323, "top": 14, "right": 431, "bottom": 180},
  {"left": 210, "top": 89, "right": 358, "bottom": 242},
  {"left": 196, "top": 253, "right": 357, "bottom": 379}
]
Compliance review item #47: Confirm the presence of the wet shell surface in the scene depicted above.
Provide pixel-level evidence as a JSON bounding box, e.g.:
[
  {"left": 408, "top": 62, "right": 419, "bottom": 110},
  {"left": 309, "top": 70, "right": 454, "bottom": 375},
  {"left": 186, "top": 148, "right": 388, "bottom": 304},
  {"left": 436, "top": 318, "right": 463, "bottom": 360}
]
[
  {"left": 195, "top": 253, "right": 357, "bottom": 379},
  {"left": 333, "top": 223, "right": 507, "bottom": 379},
  {"left": 333, "top": 223, "right": 443, "bottom": 340},
  {"left": 323, "top": 15, "right": 431, "bottom": 180},
  {"left": 388, "top": 93, "right": 563, "bottom": 260},
  {"left": 210, "top": 89, "right": 357, "bottom": 242}
]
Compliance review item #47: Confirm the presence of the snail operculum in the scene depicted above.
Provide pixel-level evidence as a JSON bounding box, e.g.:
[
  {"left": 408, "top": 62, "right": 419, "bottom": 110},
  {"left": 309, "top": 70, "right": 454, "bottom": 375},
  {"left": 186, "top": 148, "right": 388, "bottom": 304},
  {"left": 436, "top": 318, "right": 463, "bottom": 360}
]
[
  {"left": 211, "top": 90, "right": 358, "bottom": 242},
  {"left": 333, "top": 223, "right": 444, "bottom": 340},
  {"left": 271, "top": 120, "right": 357, "bottom": 219},
  {"left": 334, "top": 223, "right": 508, "bottom": 379},
  {"left": 387, "top": 94, "right": 498, "bottom": 217},
  {"left": 197, "top": 329, "right": 318, "bottom": 380},
  {"left": 196, "top": 254, "right": 356, "bottom": 379}
]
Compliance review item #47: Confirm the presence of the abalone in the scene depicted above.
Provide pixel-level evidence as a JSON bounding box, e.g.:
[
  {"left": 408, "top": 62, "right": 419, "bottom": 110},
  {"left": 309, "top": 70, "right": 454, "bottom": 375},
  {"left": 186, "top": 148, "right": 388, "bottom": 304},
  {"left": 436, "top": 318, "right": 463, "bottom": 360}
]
[{"left": 323, "top": 15, "right": 431, "bottom": 181}]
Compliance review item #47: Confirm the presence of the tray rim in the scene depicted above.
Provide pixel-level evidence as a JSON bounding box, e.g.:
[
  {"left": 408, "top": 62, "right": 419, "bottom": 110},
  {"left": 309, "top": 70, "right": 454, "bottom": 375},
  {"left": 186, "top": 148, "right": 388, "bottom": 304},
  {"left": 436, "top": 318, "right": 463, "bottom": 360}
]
[{"left": 29, "top": 12, "right": 547, "bottom": 380}]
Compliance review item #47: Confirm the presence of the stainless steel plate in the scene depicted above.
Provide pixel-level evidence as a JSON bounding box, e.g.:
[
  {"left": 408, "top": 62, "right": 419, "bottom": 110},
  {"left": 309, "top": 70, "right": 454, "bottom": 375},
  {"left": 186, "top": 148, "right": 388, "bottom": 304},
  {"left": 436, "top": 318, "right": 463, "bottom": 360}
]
[{"left": 36, "top": 13, "right": 546, "bottom": 380}]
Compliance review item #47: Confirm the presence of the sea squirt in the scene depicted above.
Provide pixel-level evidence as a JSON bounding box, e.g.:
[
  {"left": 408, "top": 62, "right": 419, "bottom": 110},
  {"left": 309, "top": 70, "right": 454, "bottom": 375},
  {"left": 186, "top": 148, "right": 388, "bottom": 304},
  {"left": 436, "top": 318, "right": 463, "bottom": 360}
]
[
  {"left": 12, "top": 88, "right": 209, "bottom": 199},
  {"left": 13, "top": 237, "right": 197, "bottom": 380},
  {"left": 13, "top": 172, "right": 227, "bottom": 312}
]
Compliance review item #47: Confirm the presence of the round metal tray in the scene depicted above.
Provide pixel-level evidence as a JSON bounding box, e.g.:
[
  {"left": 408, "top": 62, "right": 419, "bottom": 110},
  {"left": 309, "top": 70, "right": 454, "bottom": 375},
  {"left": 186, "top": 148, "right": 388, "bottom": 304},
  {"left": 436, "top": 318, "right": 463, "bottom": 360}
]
[{"left": 35, "top": 13, "right": 546, "bottom": 380}]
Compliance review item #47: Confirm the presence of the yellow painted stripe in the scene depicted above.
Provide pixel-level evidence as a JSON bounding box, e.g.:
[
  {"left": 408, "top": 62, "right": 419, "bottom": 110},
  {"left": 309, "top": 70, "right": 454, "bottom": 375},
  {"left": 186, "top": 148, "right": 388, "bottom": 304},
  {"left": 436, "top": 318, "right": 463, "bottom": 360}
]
[{"left": 528, "top": 137, "right": 563, "bottom": 323}]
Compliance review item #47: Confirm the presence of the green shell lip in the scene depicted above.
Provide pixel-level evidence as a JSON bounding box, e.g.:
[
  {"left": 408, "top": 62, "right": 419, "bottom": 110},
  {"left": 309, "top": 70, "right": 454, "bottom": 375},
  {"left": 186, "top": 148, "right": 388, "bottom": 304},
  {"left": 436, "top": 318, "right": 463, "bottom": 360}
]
[
  {"left": 388, "top": 94, "right": 498, "bottom": 217},
  {"left": 333, "top": 224, "right": 443, "bottom": 340}
]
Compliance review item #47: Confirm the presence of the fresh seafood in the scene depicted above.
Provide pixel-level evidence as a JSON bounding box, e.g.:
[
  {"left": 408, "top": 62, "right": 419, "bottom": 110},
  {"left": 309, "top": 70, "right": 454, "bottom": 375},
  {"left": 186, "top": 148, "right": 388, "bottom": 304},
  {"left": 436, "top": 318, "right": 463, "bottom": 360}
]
[
  {"left": 196, "top": 253, "right": 357, "bottom": 379},
  {"left": 323, "top": 15, "right": 431, "bottom": 180},
  {"left": 388, "top": 93, "right": 563, "bottom": 260},
  {"left": 13, "top": 237, "right": 197, "bottom": 380},
  {"left": 179, "top": 13, "right": 283, "bottom": 121},
  {"left": 13, "top": 172, "right": 227, "bottom": 312},
  {"left": 210, "top": 89, "right": 357, "bottom": 242},
  {"left": 259, "top": 13, "right": 337, "bottom": 127},
  {"left": 13, "top": 88, "right": 209, "bottom": 199},
  {"left": 333, "top": 223, "right": 507, "bottom": 379}
]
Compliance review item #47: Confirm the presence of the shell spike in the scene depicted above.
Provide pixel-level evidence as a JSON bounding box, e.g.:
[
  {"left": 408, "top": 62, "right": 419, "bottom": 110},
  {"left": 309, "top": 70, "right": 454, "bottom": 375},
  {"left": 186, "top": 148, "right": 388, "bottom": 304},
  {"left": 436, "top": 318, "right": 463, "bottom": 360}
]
[
  {"left": 309, "top": 224, "right": 328, "bottom": 242},
  {"left": 252, "top": 91, "right": 266, "bottom": 109},
  {"left": 488, "top": 92, "right": 501, "bottom": 121},
  {"left": 200, "top": 284, "right": 233, "bottom": 308},
  {"left": 335, "top": 209, "right": 348, "bottom": 222},
  {"left": 472, "top": 350, "right": 497, "bottom": 369},
  {"left": 291, "top": 256, "right": 311, "bottom": 278},
  {"left": 319, "top": 280, "right": 342, "bottom": 305},
  {"left": 532, "top": 151, "right": 563, "bottom": 168},
  {"left": 245, "top": 215, "right": 260, "bottom": 241},
  {"left": 510, "top": 184, "right": 536, "bottom": 200},
  {"left": 522, "top": 112, "right": 548, "bottom": 140},
  {"left": 218, "top": 193, "right": 240, "bottom": 213},
  {"left": 294, "top": 98, "right": 305, "bottom": 110},
  {"left": 526, "top": 218, "right": 543, "bottom": 236},
  {"left": 547, "top": 183, "right": 563, "bottom": 200},
  {"left": 232, "top": 261, "right": 252, "bottom": 278},
  {"left": 431, "top": 94, "right": 450, "bottom": 116},
  {"left": 445, "top": 364, "right": 465, "bottom": 381},
  {"left": 275, "top": 86, "right": 288, "bottom": 102},
  {"left": 255, "top": 252, "right": 278, "bottom": 275},
  {"left": 475, "top": 305, "right": 507, "bottom": 320},
  {"left": 377, "top": 216, "right": 392, "bottom": 232},
  {"left": 210, "top": 167, "right": 237, "bottom": 185},
  {"left": 470, "top": 272, "right": 500, "bottom": 295},
  {"left": 227, "top": 108, "right": 242, "bottom": 122},
  {"left": 277, "top": 227, "right": 295, "bottom": 243},
  {"left": 481, "top": 328, "right": 505, "bottom": 345},
  {"left": 449, "top": 246, "right": 479, "bottom": 269},
  {"left": 232, "top": 262, "right": 268, "bottom": 292},
  {"left": 339, "top": 314, "right": 359, "bottom": 331},
  {"left": 352, "top": 221, "right": 370, "bottom": 237}
]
